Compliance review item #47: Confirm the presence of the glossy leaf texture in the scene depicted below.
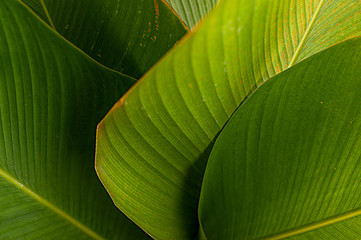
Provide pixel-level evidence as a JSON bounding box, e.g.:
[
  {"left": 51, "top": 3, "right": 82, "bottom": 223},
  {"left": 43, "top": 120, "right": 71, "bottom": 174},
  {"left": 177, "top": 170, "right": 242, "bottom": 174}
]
[
  {"left": 95, "top": 0, "right": 361, "bottom": 239},
  {"left": 199, "top": 37, "right": 361, "bottom": 239},
  {"left": 22, "top": 0, "right": 188, "bottom": 79},
  {"left": 0, "top": 1, "right": 149, "bottom": 239},
  {"left": 165, "top": 0, "right": 219, "bottom": 28}
]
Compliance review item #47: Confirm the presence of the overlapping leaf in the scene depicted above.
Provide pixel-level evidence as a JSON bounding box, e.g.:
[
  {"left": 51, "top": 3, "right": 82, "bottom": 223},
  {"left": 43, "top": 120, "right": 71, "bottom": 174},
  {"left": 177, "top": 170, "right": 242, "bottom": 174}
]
[
  {"left": 95, "top": 0, "right": 361, "bottom": 239},
  {"left": 199, "top": 37, "right": 361, "bottom": 239},
  {"left": 22, "top": 0, "right": 188, "bottom": 79},
  {"left": 165, "top": 0, "right": 219, "bottom": 28},
  {"left": 0, "top": 1, "right": 149, "bottom": 239}
]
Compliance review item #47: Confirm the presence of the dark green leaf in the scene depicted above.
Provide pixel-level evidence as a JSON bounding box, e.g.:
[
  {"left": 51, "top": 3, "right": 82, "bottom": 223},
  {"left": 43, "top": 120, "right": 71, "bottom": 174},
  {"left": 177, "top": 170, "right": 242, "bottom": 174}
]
[
  {"left": 0, "top": 1, "right": 148, "bottom": 239},
  {"left": 22, "top": 0, "right": 188, "bottom": 78},
  {"left": 199, "top": 37, "right": 361, "bottom": 239}
]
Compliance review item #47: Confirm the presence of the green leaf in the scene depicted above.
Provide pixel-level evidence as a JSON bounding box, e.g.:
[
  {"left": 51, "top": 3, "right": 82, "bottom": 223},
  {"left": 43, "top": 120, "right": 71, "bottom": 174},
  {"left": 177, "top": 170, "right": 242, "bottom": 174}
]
[
  {"left": 199, "top": 36, "right": 361, "bottom": 239},
  {"left": 22, "top": 0, "right": 188, "bottom": 79},
  {"left": 165, "top": 0, "right": 219, "bottom": 28},
  {"left": 95, "top": 0, "right": 361, "bottom": 239},
  {"left": 0, "top": 1, "right": 148, "bottom": 239}
]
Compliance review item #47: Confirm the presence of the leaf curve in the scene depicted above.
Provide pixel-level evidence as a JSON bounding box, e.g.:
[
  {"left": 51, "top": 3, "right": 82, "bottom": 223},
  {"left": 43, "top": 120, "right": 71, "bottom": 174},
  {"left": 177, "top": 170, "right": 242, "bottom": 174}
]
[
  {"left": 95, "top": 0, "right": 361, "bottom": 239},
  {"left": 21, "top": 0, "right": 188, "bottom": 79},
  {"left": 199, "top": 36, "right": 361, "bottom": 239},
  {"left": 0, "top": 1, "right": 148, "bottom": 239}
]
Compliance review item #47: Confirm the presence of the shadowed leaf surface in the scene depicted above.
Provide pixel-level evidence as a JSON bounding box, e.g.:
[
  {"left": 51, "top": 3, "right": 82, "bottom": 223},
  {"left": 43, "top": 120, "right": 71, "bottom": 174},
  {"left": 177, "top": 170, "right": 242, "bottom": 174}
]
[
  {"left": 22, "top": 0, "right": 188, "bottom": 79},
  {"left": 0, "top": 1, "right": 149, "bottom": 239}
]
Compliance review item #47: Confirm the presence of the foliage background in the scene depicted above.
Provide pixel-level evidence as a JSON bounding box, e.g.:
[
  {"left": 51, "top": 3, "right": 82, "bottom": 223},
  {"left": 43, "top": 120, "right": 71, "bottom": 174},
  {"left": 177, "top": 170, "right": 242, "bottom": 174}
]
[{"left": 1, "top": 0, "right": 361, "bottom": 239}]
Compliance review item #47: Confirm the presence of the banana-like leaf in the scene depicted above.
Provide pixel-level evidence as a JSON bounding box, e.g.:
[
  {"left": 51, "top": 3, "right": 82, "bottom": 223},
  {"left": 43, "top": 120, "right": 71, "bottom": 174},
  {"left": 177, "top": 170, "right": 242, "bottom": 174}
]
[
  {"left": 165, "top": 0, "right": 219, "bottom": 28},
  {"left": 199, "top": 37, "right": 361, "bottom": 239},
  {"left": 0, "top": 1, "right": 149, "bottom": 239},
  {"left": 95, "top": 0, "right": 361, "bottom": 239},
  {"left": 22, "top": 0, "right": 188, "bottom": 79}
]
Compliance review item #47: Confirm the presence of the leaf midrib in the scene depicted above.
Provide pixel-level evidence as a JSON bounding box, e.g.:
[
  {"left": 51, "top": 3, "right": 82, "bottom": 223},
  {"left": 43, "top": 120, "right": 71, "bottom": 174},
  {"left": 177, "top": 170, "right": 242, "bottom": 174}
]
[
  {"left": 288, "top": 0, "right": 326, "bottom": 67},
  {"left": 263, "top": 208, "right": 361, "bottom": 239},
  {"left": 252, "top": 2, "right": 357, "bottom": 238},
  {"left": 237, "top": 0, "right": 327, "bottom": 113},
  {"left": 239, "top": 0, "right": 327, "bottom": 110},
  {"left": 39, "top": 0, "right": 56, "bottom": 30},
  {"left": 18, "top": 0, "right": 137, "bottom": 80},
  {"left": 238, "top": 2, "right": 358, "bottom": 238},
  {"left": 0, "top": 167, "right": 104, "bottom": 240}
]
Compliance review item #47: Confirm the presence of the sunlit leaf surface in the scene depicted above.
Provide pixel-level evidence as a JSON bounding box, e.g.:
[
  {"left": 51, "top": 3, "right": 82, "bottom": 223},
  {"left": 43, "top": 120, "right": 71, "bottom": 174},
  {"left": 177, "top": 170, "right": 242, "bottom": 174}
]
[
  {"left": 165, "top": 0, "right": 219, "bottom": 28},
  {"left": 96, "top": 0, "right": 361, "bottom": 239}
]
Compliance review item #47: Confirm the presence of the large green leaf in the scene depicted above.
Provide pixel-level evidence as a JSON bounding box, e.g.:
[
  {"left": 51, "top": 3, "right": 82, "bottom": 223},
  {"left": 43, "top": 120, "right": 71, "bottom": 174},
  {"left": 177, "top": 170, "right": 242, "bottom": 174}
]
[
  {"left": 22, "top": 0, "right": 188, "bottom": 79},
  {"left": 165, "top": 0, "right": 219, "bottom": 28},
  {"left": 95, "top": 0, "right": 361, "bottom": 239},
  {"left": 199, "top": 37, "right": 361, "bottom": 239},
  {"left": 0, "top": 1, "right": 148, "bottom": 239}
]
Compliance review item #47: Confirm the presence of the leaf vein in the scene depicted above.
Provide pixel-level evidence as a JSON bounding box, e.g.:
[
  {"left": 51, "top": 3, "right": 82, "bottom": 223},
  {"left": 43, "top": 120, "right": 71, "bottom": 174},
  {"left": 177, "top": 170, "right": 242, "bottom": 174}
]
[
  {"left": 39, "top": 0, "right": 56, "bottom": 30},
  {"left": 0, "top": 167, "right": 104, "bottom": 240},
  {"left": 263, "top": 208, "right": 361, "bottom": 240},
  {"left": 288, "top": 0, "right": 326, "bottom": 67}
]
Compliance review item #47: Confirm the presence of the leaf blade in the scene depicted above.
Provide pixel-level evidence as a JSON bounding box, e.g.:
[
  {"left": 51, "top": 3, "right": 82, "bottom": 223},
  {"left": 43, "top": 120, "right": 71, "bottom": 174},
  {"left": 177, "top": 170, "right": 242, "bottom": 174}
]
[
  {"left": 0, "top": 1, "right": 148, "bottom": 239},
  {"left": 165, "top": 0, "right": 219, "bottom": 28},
  {"left": 0, "top": 168, "right": 104, "bottom": 239},
  {"left": 199, "top": 36, "right": 361, "bottom": 239},
  {"left": 96, "top": 0, "right": 361, "bottom": 239},
  {"left": 22, "top": 0, "right": 188, "bottom": 78}
]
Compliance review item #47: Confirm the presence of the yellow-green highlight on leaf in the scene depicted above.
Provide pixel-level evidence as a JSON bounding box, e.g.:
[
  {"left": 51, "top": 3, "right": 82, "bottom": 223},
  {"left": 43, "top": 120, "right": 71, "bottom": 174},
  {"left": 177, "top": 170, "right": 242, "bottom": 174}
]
[
  {"left": 165, "top": 0, "right": 219, "bottom": 28},
  {"left": 0, "top": 0, "right": 149, "bottom": 239},
  {"left": 22, "top": 0, "right": 188, "bottom": 79},
  {"left": 38, "top": 0, "right": 55, "bottom": 29},
  {"left": 199, "top": 37, "right": 361, "bottom": 239},
  {"left": 288, "top": 0, "right": 326, "bottom": 67},
  {"left": 0, "top": 168, "right": 104, "bottom": 240},
  {"left": 96, "top": 0, "right": 361, "bottom": 239},
  {"left": 264, "top": 207, "right": 361, "bottom": 239}
]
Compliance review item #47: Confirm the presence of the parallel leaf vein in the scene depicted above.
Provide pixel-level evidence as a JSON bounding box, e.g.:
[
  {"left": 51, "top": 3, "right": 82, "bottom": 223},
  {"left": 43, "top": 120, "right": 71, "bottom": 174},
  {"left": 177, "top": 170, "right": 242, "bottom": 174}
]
[
  {"left": 288, "top": 0, "right": 326, "bottom": 67},
  {"left": 0, "top": 167, "right": 104, "bottom": 240},
  {"left": 264, "top": 208, "right": 361, "bottom": 239},
  {"left": 39, "top": 0, "right": 56, "bottom": 30}
]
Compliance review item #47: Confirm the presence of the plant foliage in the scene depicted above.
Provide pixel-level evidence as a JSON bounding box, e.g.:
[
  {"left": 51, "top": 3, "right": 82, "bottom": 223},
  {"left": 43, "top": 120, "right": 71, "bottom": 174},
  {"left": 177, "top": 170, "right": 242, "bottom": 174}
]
[{"left": 1, "top": 0, "right": 361, "bottom": 239}]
